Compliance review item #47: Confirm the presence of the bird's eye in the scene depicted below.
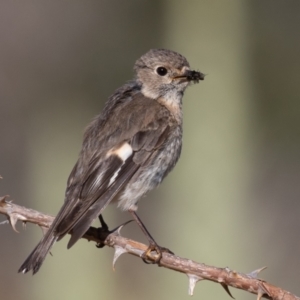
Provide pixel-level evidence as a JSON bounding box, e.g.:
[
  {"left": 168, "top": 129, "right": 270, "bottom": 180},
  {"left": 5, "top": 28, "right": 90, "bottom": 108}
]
[{"left": 156, "top": 67, "right": 168, "bottom": 76}]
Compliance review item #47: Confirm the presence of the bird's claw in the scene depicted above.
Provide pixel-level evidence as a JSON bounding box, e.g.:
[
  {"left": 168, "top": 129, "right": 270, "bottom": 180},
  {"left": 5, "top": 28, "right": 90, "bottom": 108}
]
[
  {"left": 142, "top": 243, "right": 174, "bottom": 264},
  {"left": 96, "top": 215, "right": 132, "bottom": 248}
]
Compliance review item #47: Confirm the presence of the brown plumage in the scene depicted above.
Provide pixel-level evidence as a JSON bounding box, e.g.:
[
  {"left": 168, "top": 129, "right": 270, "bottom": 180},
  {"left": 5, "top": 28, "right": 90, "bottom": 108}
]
[{"left": 19, "top": 49, "right": 204, "bottom": 274}]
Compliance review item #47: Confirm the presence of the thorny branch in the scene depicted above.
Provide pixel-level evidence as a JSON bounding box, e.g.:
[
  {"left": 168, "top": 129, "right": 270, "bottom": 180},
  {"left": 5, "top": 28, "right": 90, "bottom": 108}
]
[{"left": 0, "top": 194, "right": 299, "bottom": 300}]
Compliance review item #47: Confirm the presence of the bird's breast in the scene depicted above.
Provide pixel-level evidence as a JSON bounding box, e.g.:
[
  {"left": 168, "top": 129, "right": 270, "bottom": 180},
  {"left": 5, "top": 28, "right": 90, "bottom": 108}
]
[{"left": 117, "top": 126, "right": 182, "bottom": 211}]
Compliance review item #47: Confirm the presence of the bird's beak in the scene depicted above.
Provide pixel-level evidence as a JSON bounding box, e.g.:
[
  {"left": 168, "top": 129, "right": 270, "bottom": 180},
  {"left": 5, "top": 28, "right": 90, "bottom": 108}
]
[{"left": 173, "top": 70, "right": 205, "bottom": 83}]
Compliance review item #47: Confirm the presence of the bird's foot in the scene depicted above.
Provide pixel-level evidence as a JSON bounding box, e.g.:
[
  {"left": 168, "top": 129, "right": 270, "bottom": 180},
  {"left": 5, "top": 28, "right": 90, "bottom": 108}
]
[
  {"left": 142, "top": 242, "right": 174, "bottom": 264},
  {"left": 95, "top": 214, "right": 110, "bottom": 248},
  {"left": 96, "top": 214, "right": 132, "bottom": 248}
]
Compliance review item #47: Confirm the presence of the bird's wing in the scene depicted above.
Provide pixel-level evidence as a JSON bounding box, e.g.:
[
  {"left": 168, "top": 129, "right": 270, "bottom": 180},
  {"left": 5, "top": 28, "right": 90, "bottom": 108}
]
[
  {"left": 51, "top": 97, "right": 172, "bottom": 248},
  {"left": 60, "top": 125, "right": 170, "bottom": 248}
]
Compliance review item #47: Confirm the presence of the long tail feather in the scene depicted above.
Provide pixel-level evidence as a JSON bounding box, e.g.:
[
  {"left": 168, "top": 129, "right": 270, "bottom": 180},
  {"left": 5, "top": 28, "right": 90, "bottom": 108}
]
[{"left": 18, "top": 232, "right": 57, "bottom": 275}]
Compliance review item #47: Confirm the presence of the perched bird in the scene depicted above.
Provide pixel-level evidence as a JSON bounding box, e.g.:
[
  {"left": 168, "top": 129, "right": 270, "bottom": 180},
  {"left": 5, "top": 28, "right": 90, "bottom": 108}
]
[{"left": 19, "top": 49, "right": 204, "bottom": 274}]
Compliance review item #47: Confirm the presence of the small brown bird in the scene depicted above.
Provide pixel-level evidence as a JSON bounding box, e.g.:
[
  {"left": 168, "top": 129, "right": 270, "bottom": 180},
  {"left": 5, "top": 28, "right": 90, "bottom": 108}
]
[{"left": 19, "top": 49, "right": 204, "bottom": 274}]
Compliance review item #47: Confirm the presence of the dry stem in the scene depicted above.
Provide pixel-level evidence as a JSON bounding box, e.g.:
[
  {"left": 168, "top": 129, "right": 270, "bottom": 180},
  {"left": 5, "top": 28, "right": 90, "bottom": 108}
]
[{"left": 0, "top": 195, "right": 299, "bottom": 300}]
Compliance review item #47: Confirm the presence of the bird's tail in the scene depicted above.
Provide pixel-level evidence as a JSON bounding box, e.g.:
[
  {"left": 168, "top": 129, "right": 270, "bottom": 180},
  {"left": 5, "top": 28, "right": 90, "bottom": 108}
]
[{"left": 18, "top": 231, "right": 57, "bottom": 275}]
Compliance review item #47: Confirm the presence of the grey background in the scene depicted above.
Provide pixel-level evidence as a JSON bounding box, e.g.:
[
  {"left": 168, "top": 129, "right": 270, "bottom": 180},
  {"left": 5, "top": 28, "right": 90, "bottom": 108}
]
[{"left": 1, "top": 1, "right": 300, "bottom": 299}]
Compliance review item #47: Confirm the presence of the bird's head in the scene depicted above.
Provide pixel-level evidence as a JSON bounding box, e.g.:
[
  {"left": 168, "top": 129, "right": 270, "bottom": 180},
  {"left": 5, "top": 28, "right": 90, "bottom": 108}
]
[{"left": 134, "top": 49, "right": 204, "bottom": 99}]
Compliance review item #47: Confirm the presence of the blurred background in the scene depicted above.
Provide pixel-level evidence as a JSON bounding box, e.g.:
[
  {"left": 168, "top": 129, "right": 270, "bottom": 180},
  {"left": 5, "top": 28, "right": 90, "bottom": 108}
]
[{"left": 1, "top": 1, "right": 300, "bottom": 299}]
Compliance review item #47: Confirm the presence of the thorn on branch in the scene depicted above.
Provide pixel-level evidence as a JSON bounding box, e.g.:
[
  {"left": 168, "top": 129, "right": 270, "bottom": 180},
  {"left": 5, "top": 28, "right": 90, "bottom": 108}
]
[
  {"left": 9, "top": 213, "right": 20, "bottom": 233},
  {"left": 0, "top": 195, "right": 31, "bottom": 233},
  {"left": 187, "top": 274, "right": 203, "bottom": 296},
  {"left": 220, "top": 282, "right": 235, "bottom": 299},
  {"left": 257, "top": 282, "right": 271, "bottom": 300},
  {"left": 247, "top": 266, "right": 267, "bottom": 279},
  {"left": 112, "top": 246, "right": 128, "bottom": 270},
  {"left": 0, "top": 195, "right": 10, "bottom": 204}
]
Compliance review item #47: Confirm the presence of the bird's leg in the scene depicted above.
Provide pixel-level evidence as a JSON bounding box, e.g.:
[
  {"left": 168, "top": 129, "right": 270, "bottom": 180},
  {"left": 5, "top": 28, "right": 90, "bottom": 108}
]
[
  {"left": 129, "top": 210, "right": 174, "bottom": 264},
  {"left": 95, "top": 214, "right": 133, "bottom": 248},
  {"left": 95, "top": 214, "right": 110, "bottom": 248},
  {"left": 99, "top": 214, "right": 109, "bottom": 231}
]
